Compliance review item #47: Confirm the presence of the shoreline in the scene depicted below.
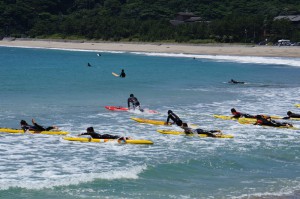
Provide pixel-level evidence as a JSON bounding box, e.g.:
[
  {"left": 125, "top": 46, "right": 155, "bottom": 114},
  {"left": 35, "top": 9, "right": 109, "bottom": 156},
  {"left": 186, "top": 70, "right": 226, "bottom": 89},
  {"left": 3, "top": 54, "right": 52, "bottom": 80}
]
[{"left": 1, "top": 39, "right": 300, "bottom": 58}]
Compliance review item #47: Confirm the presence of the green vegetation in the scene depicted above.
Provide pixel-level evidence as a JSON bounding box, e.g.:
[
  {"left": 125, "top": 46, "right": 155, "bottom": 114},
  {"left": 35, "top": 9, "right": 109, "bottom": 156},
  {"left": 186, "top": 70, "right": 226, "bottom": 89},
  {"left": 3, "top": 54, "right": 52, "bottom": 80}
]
[{"left": 1, "top": 0, "right": 300, "bottom": 43}]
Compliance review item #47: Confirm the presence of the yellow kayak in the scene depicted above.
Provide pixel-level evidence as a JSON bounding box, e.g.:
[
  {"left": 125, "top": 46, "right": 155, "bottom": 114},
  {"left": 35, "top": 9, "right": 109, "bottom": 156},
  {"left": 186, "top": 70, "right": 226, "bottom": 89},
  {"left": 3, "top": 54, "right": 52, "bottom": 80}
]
[
  {"left": 238, "top": 118, "right": 299, "bottom": 130},
  {"left": 0, "top": 128, "right": 69, "bottom": 135},
  {"left": 63, "top": 137, "right": 153, "bottom": 144},
  {"left": 157, "top": 130, "right": 234, "bottom": 138},
  {"left": 131, "top": 117, "right": 172, "bottom": 125}
]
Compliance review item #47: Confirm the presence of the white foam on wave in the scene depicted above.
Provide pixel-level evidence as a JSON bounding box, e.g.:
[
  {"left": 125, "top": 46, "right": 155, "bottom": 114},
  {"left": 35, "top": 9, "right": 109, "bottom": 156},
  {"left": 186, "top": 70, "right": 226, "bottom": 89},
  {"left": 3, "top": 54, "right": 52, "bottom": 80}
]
[
  {"left": 2, "top": 45, "right": 300, "bottom": 67},
  {"left": 0, "top": 165, "right": 147, "bottom": 190},
  {"left": 132, "top": 51, "right": 300, "bottom": 67},
  {"left": 233, "top": 178, "right": 300, "bottom": 199}
]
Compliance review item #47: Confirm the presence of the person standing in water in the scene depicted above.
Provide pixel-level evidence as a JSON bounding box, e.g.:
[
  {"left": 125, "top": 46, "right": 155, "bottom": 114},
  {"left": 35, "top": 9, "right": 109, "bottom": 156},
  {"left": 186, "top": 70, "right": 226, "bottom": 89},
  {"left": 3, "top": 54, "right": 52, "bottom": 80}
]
[
  {"left": 128, "top": 94, "right": 142, "bottom": 111},
  {"left": 120, "top": 69, "right": 126, "bottom": 78}
]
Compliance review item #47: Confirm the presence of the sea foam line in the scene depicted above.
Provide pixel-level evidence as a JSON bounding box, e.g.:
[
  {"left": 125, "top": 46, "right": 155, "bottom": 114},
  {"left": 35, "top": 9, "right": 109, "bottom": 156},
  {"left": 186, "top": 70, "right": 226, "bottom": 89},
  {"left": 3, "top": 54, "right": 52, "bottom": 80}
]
[
  {"left": 0, "top": 165, "right": 147, "bottom": 190},
  {"left": 132, "top": 52, "right": 300, "bottom": 67},
  {"left": 1, "top": 45, "right": 300, "bottom": 67}
]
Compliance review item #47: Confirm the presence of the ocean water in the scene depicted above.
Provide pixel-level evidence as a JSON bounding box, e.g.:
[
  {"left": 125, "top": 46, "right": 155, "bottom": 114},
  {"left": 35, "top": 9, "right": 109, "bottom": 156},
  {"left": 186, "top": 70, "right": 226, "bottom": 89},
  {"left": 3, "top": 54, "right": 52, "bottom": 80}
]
[{"left": 0, "top": 46, "right": 300, "bottom": 199}]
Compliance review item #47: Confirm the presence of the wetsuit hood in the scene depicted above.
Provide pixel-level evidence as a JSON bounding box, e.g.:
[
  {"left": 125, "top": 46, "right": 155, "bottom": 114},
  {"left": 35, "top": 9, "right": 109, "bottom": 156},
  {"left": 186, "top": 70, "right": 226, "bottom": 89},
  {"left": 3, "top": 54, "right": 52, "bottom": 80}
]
[
  {"left": 20, "top": 120, "right": 28, "bottom": 125},
  {"left": 87, "top": 127, "right": 94, "bottom": 133}
]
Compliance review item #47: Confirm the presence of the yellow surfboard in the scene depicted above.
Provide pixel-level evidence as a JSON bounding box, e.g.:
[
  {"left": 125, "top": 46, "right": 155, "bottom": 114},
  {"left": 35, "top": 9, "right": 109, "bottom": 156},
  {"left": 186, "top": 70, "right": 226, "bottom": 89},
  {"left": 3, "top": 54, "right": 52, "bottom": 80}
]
[
  {"left": 131, "top": 117, "right": 171, "bottom": 125},
  {"left": 157, "top": 130, "right": 234, "bottom": 138},
  {"left": 131, "top": 117, "right": 198, "bottom": 127},
  {"left": 213, "top": 115, "right": 236, "bottom": 120},
  {"left": 213, "top": 114, "right": 282, "bottom": 120},
  {"left": 295, "top": 104, "right": 300, "bottom": 108},
  {"left": 0, "top": 128, "right": 69, "bottom": 135},
  {"left": 237, "top": 118, "right": 299, "bottom": 130},
  {"left": 63, "top": 137, "right": 153, "bottom": 144}
]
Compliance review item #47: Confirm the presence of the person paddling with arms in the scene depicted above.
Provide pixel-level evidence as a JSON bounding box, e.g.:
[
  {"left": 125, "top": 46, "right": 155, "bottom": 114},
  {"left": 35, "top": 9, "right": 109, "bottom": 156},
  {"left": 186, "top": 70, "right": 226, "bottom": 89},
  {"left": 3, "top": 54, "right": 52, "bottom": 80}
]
[
  {"left": 254, "top": 115, "right": 293, "bottom": 127},
  {"left": 231, "top": 108, "right": 256, "bottom": 119},
  {"left": 20, "top": 119, "right": 58, "bottom": 132},
  {"left": 78, "top": 127, "right": 129, "bottom": 140},
  {"left": 165, "top": 110, "right": 184, "bottom": 126},
  {"left": 181, "top": 123, "right": 222, "bottom": 137},
  {"left": 283, "top": 111, "right": 300, "bottom": 119}
]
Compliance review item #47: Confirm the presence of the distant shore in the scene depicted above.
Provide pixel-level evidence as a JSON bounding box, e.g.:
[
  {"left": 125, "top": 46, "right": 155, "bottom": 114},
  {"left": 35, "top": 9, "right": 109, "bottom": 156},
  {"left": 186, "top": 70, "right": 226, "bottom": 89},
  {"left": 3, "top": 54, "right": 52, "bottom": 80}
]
[{"left": 1, "top": 38, "right": 300, "bottom": 58}]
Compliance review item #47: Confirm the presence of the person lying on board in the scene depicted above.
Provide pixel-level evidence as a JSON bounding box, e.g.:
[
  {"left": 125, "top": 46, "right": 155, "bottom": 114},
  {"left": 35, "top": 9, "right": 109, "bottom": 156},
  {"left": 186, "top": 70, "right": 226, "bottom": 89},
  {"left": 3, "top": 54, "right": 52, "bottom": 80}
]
[
  {"left": 228, "top": 79, "right": 245, "bottom": 84},
  {"left": 181, "top": 123, "right": 222, "bottom": 137},
  {"left": 254, "top": 115, "right": 293, "bottom": 127},
  {"left": 20, "top": 119, "right": 58, "bottom": 131},
  {"left": 120, "top": 69, "right": 126, "bottom": 78},
  {"left": 127, "top": 94, "right": 143, "bottom": 111},
  {"left": 283, "top": 111, "right": 300, "bottom": 119},
  {"left": 78, "top": 127, "right": 129, "bottom": 140},
  {"left": 165, "top": 110, "right": 184, "bottom": 126},
  {"left": 231, "top": 108, "right": 256, "bottom": 119}
]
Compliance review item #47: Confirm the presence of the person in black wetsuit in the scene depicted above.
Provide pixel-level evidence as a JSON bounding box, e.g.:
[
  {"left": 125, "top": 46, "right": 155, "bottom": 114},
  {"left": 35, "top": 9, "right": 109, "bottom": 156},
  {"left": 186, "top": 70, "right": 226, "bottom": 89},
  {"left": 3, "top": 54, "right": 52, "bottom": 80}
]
[
  {"left": 127, "top": 94, "right": 143, "bottom": 111},
  {"left": 78, "top": 127, "right": 128, "bottom": 140},
  {"left": 181, "top": 123, "right": 222, "bottom": 137},
  {"left": 228, "top": 79, "right": 245, "bottom": 84},
  {"left": 254, "top": 115, "right": 293, "bottom": 127},
  {"left": 231, "top": 108, "right": 256, "bottom": 119},
  {"left": 120, "top": 69, "right": 126, "bottom": 78},
  {"left": 165, "top": 110, "right": 183, "bottom": 126},
  {"left": 20, "top": 119, "right": 57, "bottom": 131},
  {"left": 283, "top": 111, "right": 300, "bottom": 119}
]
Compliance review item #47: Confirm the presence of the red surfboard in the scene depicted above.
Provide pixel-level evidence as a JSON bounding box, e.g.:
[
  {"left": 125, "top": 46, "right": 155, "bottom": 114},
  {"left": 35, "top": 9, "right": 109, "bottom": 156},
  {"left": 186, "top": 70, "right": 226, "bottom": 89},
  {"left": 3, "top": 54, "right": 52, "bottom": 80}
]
[
  {"left": 105, "top": 106, "right": 128, "bottom": 111},
  {"left": 105, "top": 106, "right": 158, "bottom": 114}
]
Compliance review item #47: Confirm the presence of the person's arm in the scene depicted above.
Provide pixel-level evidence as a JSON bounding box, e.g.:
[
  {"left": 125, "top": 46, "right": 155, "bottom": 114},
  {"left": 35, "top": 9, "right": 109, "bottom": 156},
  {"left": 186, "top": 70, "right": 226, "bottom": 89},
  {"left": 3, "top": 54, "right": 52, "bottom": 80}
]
[
  {"left": 166, "top": 115, "right": 170, "bottom": 124},
  {"left": 31, "top": 119, "right": 45, "bottom": 131},
  {"left": 21, "top": 125, "right": 29, "bottom": 131},
  {"left": 127, "top": 98, "right": 131, "bottom": 108},
  {"left": 164, "top": 115, "right": 171, "bottom": 125},
  {"left": 77, "top": 132, "right": 89, "bottom": 136},
  {"left": 210, "top": 130, "right": 221, "bottom": 133}
]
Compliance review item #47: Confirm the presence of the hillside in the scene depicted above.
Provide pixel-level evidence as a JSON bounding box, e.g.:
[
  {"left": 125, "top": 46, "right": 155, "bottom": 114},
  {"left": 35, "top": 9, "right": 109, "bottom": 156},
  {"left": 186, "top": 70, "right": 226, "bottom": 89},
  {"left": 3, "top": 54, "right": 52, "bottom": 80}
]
[{"left": 1, "top": 0, "right": 300, "bottom": 43}]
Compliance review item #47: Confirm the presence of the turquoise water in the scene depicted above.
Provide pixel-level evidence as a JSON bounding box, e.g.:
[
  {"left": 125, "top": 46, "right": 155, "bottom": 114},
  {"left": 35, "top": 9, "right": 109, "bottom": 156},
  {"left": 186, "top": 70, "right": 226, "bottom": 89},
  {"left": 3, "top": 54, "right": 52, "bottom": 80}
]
[{"left": 0, "top": 46, "right": 300, "bottom": 199}]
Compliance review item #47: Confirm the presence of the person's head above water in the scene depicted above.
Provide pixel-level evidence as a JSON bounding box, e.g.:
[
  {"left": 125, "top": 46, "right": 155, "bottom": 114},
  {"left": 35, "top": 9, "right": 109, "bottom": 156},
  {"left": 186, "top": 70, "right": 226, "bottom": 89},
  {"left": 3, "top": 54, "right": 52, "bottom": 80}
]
[
  {"left": 87, "top": 127, "right": 94, "bottom": 133},
  {"left": 20, "top": 120, "right": 28, "bottom": 125},
  {"left": 256, "top": 115, "right": 262, "bottom": 119},
  {"left": 168, "top": 110, "right": 173, "bottom": 114},
  {"left": 181, "top": 123, "right": 188, "bottom": 127},
  {"left": 231, "top": 108, "right": 236, "bottom": 113},
  {"left": 130, "top": 94, "right": 134, "bottom": 97},
  {"left": 287, "top": 111, "right": 292, "bottom": 116}
]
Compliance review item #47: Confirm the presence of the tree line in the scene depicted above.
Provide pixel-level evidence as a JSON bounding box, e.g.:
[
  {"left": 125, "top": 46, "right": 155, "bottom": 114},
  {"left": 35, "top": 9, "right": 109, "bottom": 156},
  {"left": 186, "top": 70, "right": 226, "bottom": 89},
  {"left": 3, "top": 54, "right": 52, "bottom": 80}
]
[{"left": 1, "top": 0, "right": 300, "bottom": 43}]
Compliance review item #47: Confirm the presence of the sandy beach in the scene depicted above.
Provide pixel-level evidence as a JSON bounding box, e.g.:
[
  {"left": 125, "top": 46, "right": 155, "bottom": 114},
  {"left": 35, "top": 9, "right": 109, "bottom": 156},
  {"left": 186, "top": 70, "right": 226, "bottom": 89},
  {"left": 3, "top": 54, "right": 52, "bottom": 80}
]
[{"left": 0, "top": 39, "right": 300, "bottom": 58}]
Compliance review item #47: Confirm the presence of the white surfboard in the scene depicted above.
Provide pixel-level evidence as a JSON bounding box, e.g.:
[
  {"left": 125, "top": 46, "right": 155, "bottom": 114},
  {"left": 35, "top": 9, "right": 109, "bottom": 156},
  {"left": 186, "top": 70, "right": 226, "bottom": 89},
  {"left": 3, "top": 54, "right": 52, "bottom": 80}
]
[{"left": 112, "top": 72, "right": 119, "bottom": 77}]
